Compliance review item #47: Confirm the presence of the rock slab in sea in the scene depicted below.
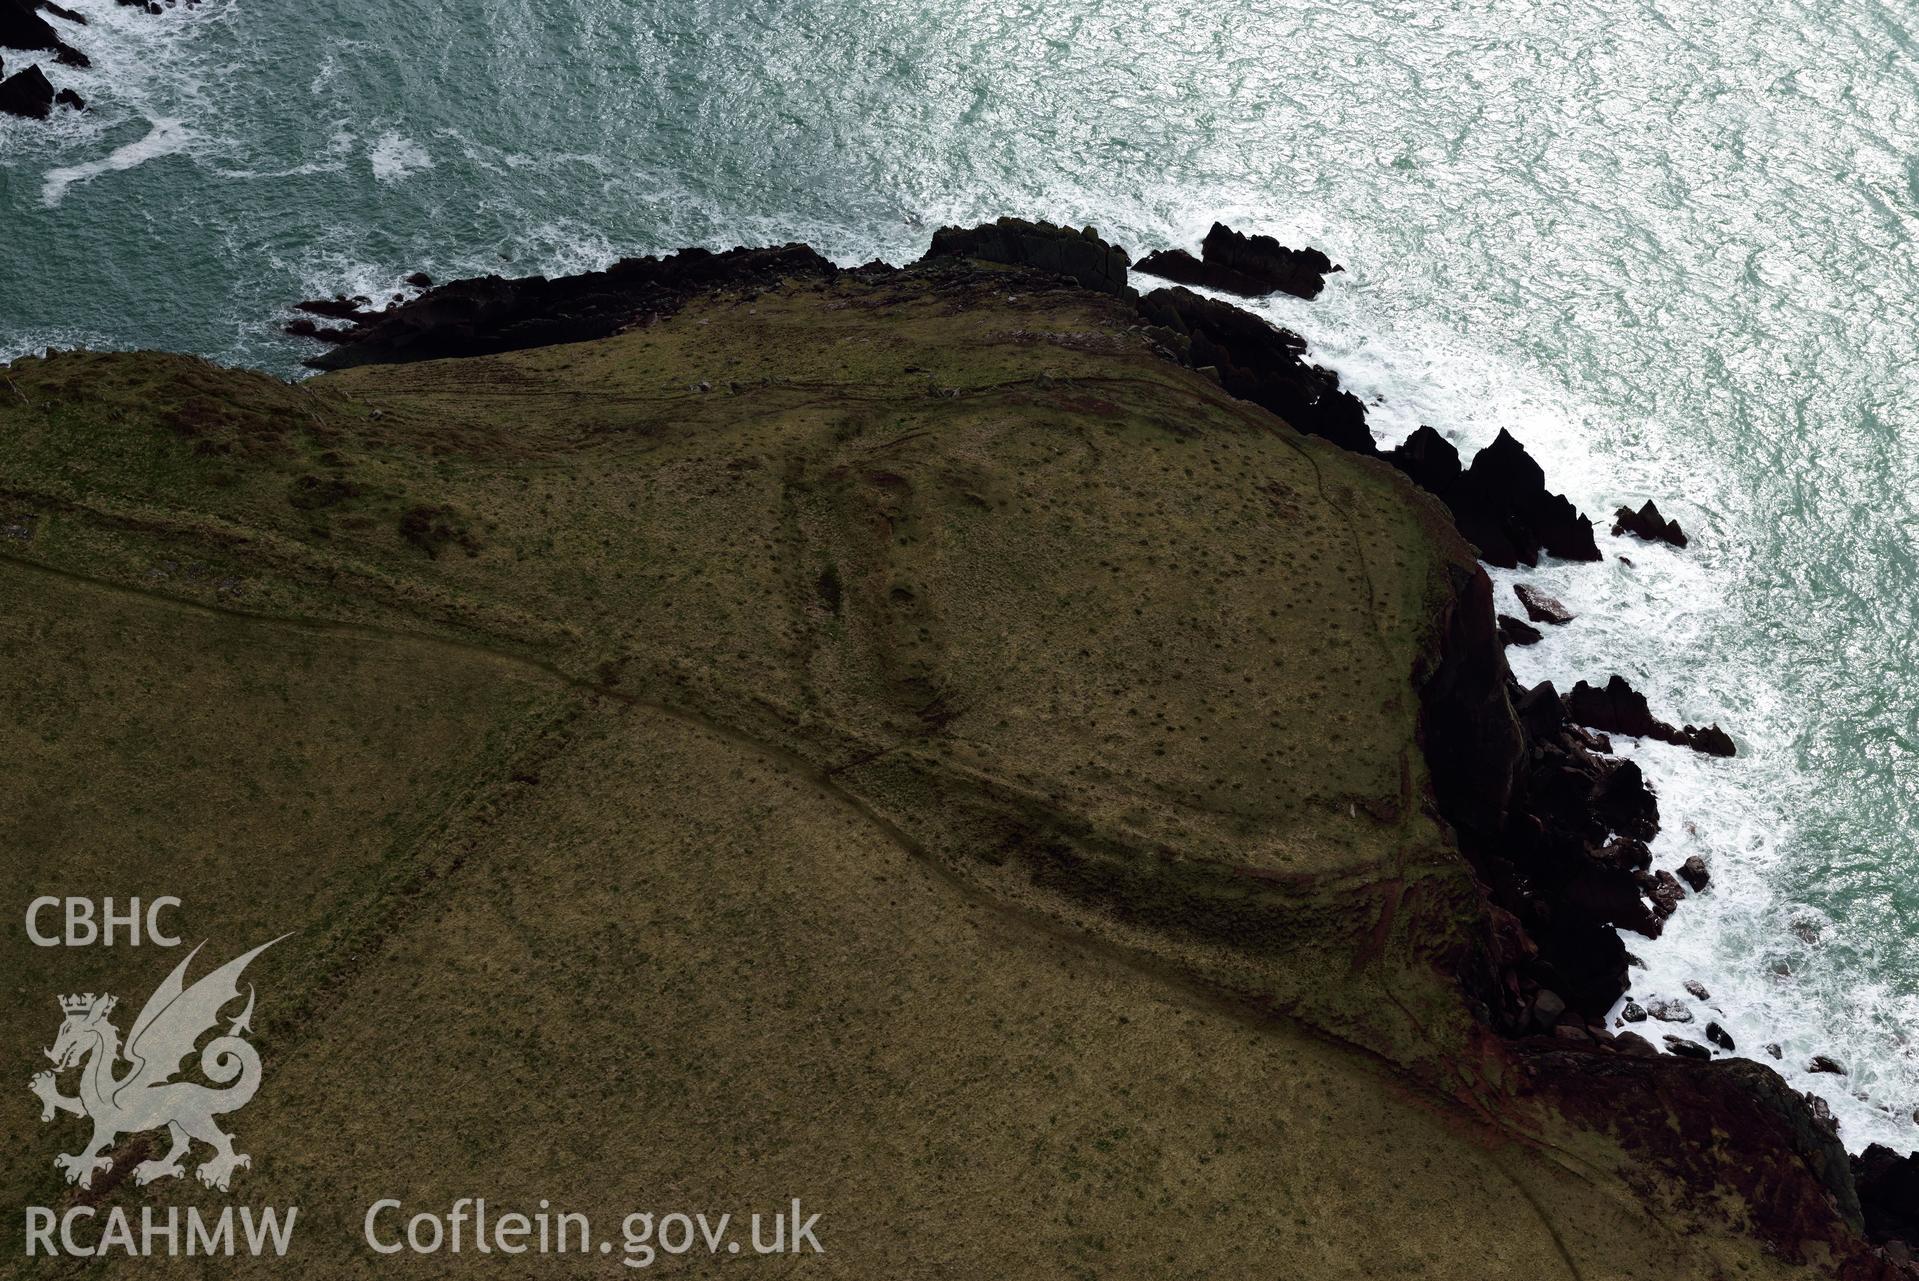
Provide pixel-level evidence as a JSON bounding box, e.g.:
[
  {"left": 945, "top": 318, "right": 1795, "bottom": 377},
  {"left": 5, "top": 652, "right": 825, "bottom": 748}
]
[
  {"left": 1613, "top": 498, "right": 1689, "bottom": 548},
  {"left": 1513, "top": 583, "right": 1574, "bottom": 625}
]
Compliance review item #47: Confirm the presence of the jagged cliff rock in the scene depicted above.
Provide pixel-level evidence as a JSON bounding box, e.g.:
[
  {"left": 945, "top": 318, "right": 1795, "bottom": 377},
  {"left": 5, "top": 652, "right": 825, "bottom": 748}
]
[
  {"left": 1388, "top": 424, "right": 1601, "bottom": 567},
  {"left": 303, "top": 243, "right": 837, "bottom": 369},
  {"left": 1136, "top": 285, "right": 1376, "bottom": 454},
  {"left": 1136, "top": 221, "right": 1341, "bottom": 299},
  {"left": 920, "top": 216, "right": 1133, "bottom": 296}
]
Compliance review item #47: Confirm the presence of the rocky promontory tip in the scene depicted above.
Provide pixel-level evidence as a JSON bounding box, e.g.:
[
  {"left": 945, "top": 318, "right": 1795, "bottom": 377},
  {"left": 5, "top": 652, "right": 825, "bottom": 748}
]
[
  {"left": 1565, "top": 673, "right": 1736, "bottom": 757},
  {"left": 298, "top": 243, "right": 837, "bottom": 369},
  {"left": 1387, "top": 424, "right": 1602, "bottom": 567},
  {"left": 1136, "top": 222, "right": 1342, "bottom": 300},
  {"left": 921, "top": 216, "right": 1132, "bottom": 296}
]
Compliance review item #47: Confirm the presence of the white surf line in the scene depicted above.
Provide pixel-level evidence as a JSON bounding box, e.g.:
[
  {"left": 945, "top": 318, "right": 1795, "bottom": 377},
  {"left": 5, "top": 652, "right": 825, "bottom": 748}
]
[{"left": 41, "top": 117, "right": 189, "bottom": 208}]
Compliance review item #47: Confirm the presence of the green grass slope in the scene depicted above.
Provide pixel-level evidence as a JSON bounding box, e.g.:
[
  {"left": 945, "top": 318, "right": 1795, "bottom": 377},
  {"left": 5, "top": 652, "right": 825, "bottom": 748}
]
[{"left": 0, "top": 266, "right": 1842, "bottom": 1277}]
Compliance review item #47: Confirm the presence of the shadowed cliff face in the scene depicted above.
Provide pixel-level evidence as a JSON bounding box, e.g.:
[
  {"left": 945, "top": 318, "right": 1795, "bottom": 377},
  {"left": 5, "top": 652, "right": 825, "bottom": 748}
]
[{"left": 0, "top": 257, "right": 1900, "bottom": 1277}]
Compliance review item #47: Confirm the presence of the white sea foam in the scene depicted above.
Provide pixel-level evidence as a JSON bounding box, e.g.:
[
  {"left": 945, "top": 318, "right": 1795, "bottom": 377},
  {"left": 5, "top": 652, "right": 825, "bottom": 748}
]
[
  {"left": 40, "top": 117, "right": 190, "bottom": 207},
  {"left": 369, "top": 131, "right": 433, "bottom": 182}
]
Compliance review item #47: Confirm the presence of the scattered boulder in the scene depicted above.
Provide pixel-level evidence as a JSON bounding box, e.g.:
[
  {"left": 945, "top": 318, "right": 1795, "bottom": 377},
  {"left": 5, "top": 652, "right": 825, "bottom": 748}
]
[
  {"left": 1766, "top": 1043, "right": 1783, "bottom": 1059},
  {"left": 404, "top": 271, "right": 433, "bottom": 288},
  {"left": 1678, "top": 855, "right": 1710, "bottom": 892},
  {"left": 1513, "top": 583, "right": 1573, "bottom": 625},
  {"left": 0, "top": 62, "right": 53, "bottom": 120},
  {"left": 1645, "top": 868, "right": 1687, "bottom": 918},
  {"left": 1612, "top": 1030, "right": 1658, "bottom": 1056},
  {"left": 1664, "top": 1035, "right": 1712, "bottom": 1061},
  {"left": 1135, "top": 222, "right": 1340, "bottom": 299},
  {"left": 1621, "top": 1000, "right": 1647, "bottom": 1022},
  {"left": 1646, "top": 998, "right": 1693, "bottom": 1024},
  {"left": 1685, "top": 979, "right": 1711, "bottom": 1000},
  {"left": 1612, "top": 499, "right": 1689, "bottom": 548},
  {"left": 1706, "top": 1021, "right": 1736, "bottom": 1051},
  {"left": 1530, "top": 987, "right": 1568, "bottom": 1033},
  {"left": 922, "top": 217, "right": 1132, "bottom": 297},
  {"left": 1496, "top": 613, "right": 1542, "bottom": 646},
  {"left": 1809, "top": 1055, "right": 1847, "bottom": 1076},
  {"left": 52, "top": 85, "right": 80, "bottom": 110}
]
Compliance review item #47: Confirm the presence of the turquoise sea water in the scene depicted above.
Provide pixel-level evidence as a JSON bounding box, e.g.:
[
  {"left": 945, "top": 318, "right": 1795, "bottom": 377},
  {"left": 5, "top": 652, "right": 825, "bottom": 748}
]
[{"left": 4, "top": 0, "right": 1919, "bottom": 1151}]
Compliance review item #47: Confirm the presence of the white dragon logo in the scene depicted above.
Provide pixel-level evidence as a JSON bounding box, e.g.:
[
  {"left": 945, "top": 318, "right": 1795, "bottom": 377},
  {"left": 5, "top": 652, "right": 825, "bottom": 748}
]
[{"left": 29, "top": 938, "right": 283, "bottom": 1192}]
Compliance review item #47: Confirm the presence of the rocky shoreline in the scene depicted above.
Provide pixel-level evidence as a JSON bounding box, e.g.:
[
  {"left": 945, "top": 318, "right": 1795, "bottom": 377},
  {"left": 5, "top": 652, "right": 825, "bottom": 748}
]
[
  {"left": 0, "top": 0, "right": 192, "bottom": 120},
  {"left": 281, "top": 215, "right": 1917, "bottom": 1270}
]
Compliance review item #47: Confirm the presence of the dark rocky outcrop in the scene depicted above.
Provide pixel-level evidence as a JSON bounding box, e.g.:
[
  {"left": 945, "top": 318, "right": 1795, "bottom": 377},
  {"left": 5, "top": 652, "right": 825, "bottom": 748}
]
[
  {"left": 1613, "top": 498, "right": 1689, "bottom": 548},
  {"left": 1854, "top": 1145, "right": 1919, "bottom": 1248},
  {"left": 1452, "top": 430, "right": 1602, "bottom": 567},
  {"left": 0, "top": 62, "right": 53, "bottom": 120},
  {"left": 1386, "top": 426, "right": 1601, "bottom": 568},
  {"left": 303, "top": 244, "right": 838, "bottom": 370},
  {"left": 920, "top": 217, "right": 1132, "bottom": 297},
  {"left": 0, "top": 0, "right": 88, "bottom": 73},
  {"left": 295, "top": 295, "right": 377, "bottom": 322},
  {"left": 1419, "top": 575, "right": 1666, "bottom": 1024},
  {"left": 1136, "top": 286, "right": 1376, "bottom": 454},
  {"left": 1565, "top": 673, "right": 1736, "bottom": 757},
  {"left": 283, "top": 317, "right": 352, "bottom": 343},
  {"left": 0, "top": 1, "right": 61, "bottom": 53},
  {"left": 1135, "top": 222, "right": 1341, "bottom": 300},
  {"left": 1678, "top": 854, "right": 1711, "bottom": 892}
]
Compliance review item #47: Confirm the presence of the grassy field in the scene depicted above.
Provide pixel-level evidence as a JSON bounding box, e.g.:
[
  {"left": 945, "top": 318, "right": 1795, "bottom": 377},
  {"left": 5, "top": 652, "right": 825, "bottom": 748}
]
[{"left": 0, "top": 266, "right": 1838, "bottom": 1277}]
